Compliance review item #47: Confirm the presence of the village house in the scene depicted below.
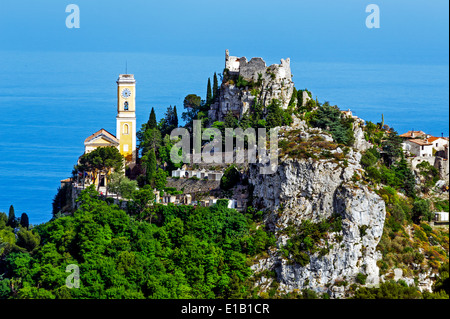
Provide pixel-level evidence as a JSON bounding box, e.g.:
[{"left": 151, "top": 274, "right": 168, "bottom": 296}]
[
  {"left": 434, "top": 212, "right": 449, "bottom": 225},
  {"left": 427, "top": 136, "right": 449, "bottom": 153},
  {"left": 400, "top": 130, "right": 449, "bottom": 180},
  {"left": 401, "top": 130, "right": 449, "bottom": 158},
  {"left": 403, "top": 139, "right": 434, "bottom": 157}
]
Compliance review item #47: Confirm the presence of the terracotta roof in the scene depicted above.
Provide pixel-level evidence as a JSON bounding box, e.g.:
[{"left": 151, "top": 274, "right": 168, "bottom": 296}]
[
  {"left": 84, "top": 128, "right": 119, "bottom": 144},
  {"left": 407, "top": 139, "right": 432, "bottom": 146},
  {"left": 400, "top": 131, "right": 426, "bottom": 138},
  {"left": 427, "top": 136, "right": 446, "bottom": 143}
]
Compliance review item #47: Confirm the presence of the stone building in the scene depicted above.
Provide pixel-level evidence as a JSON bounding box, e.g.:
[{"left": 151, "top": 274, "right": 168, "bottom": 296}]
[{"left": 208, "top": 50, "right": 295, "bottom": 122}]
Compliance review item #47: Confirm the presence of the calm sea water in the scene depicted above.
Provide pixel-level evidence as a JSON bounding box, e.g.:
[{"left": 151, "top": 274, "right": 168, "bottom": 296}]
[{"left": 0, "top": 50, "right": 448, "bottom": 225}]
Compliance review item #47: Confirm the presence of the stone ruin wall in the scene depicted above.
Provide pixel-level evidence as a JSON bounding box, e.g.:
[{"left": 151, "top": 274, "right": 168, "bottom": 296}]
[{"left": 209, "top": 50, "right": 295, "bottom": 123}]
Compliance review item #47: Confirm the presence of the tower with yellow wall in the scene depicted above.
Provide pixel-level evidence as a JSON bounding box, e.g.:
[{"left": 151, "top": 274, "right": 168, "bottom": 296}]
[{"left": 116, "top": 74, "right": 136, "bottom": 163}]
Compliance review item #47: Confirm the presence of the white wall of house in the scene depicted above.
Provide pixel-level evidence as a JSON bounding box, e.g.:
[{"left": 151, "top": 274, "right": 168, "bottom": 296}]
[
  {"left": 404, "top": 140, "right": 433, "bottom": 157},
  {"left": 435, "top": 212, "right": 449, "bottom": 222},
  {"left": 431, "top": 138, "right": 449, "bottom": 152}
]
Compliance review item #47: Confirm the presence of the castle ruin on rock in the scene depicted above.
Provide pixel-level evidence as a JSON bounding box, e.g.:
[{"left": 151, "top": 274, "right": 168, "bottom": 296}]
[{"left": 208, "top": 50, "right": 296, "bottom": 123}]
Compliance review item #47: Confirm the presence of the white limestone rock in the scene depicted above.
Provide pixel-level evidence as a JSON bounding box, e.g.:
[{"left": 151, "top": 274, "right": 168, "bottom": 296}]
[{"left": 249, "top": 156, "right": 386, "bottom": 298}]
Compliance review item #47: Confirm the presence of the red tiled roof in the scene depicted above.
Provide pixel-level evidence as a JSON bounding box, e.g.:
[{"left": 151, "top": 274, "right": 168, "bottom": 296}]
[{"left": 400, "top": 131, "right": 426, "bottom": 138}]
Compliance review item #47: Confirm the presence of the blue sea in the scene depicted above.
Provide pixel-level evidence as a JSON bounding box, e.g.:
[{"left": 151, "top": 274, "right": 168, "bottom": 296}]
[{"left": 0, "top": 50, "right": 448, "bottom": 225}]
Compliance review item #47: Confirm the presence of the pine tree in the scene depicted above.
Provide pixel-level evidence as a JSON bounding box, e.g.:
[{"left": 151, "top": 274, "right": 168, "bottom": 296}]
[
  {"left": 382, "top": 129, "right": 403, "bottom": 167},
  {"left": 213, "top": 72, "right": 219, "bottom": 101},
  {"left": 224, "top": 111, "right": 238, "bottom": 129},
  {"left": 206, "top": 78, "right": 212, "bottom": 104},
  {"left": 148, "top": 107, "right": 157, "bottom": 129}
]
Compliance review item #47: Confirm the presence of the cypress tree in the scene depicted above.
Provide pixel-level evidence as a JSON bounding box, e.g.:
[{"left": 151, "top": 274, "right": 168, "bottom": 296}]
[
  {"left": 146, "top": 148, "right": 157, "bottom": 186},
  {"left": 206, "top": 78, "right": 212, "bottom": 104},
  {"left": 20, "top": 213, "right": 29, "bottom": 229},
  {"left": 213, "top": 72, "right": 219, "bottom": 100},
  {"left": 7, "top": 205, "right": 16, "bottom": 228},
  {"left": 173, "top": 105, "right": 178, "bottom": 128},
  {"left": 148, "top": 107, "right": 157, "bottom": 129}
]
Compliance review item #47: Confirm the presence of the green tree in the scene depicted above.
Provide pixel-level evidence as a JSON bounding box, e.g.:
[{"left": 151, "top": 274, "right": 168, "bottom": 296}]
[
  {"left": 220, "top": 165, "right": 240, "bottom": 190},
  {"left": 7, "top": 205, "right": 17, "bottom": 228},
  {"left": 309, "top": 103, "right": 354, "bottom": 145},
  {"left": 0, "top": 212, "right": 7, "bottom": 229},
  {"left": 206, "top": 78, "right": 212, "bottom": 104},
  {"left": 183, "top": 94, "right": 202, "bottom": 110},
  {"left": 0, "top": 277, "right": 11, "bottom": 299},
  {"left": 19, "top": 213, "right": 29, "bottom": 229},
  {"left": 129, "top": 185, "right": 155, "bottom": 216},
  {"left": 433, "top": 263, "right": 449, "bottom": 296},
  {"left": 173, "top": 106, "right": 178, "bottom": 129},
  {"left": 213, "top": 72, "right": 219, "bottom": 100},
  {"left": 393, "top": 156, "right": 416, "bottom": 197},
  {"left": 16, "top": 228, "right": 40, "bottom": 252},
  {"left": 289, "top": 87, "right": 297, "bottom": 107},
  {"left": 381, "top": 129, "right": 403, "bottom": 167},
  {"left": 265, "top": 99, "right": 284, "bottom": 128},
  {"left": 417, "top": 161, "right": 439, "bottom": 193},
  {"left": 159, "top": 105, "right": 179, "bottom": 138},
  {"left": 154, "top": 168, "right": 168, "bottom": 191},
  {"left": 52, "top": 183, "right": 72, "bottom": 216},
  {"left": 181, "top": 94, "right": 204, "bottom": 128},
  {"left": 76, "top": 146, "right": 124, "bottom": 190},
  {"left": 224, "top": 111, "right": 238, "bottom": 129},
  {"left": 145, "top": 148, "right": 157, "bottom": 186},
  {"left": 148, "top": 107, "right": 157, "bottom": 129},
  {"left": 360, "top": 149, "right": 378, "bottom": 168},
  {"left": 412, "top": 199, "right": 432, "bottom": 224},
  {"left": 107, "top": 172, "right": 137, "bottom": 200},
  {"left": 118, "top": 178, "right": 138, "bottom": 200},
  {"left": 139, "top": 126, "right": 162, "bottom": 157}
]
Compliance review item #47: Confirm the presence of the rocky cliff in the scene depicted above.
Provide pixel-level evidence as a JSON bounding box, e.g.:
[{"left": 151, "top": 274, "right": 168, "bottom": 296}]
[{"left": 248, "top": 124, "right": 386, "bottom": 298}]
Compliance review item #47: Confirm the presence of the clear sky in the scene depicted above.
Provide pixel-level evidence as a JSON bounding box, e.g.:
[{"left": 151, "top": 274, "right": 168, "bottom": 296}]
[{"left": 0, "top": 0, "right": 448, "bottom": 65}]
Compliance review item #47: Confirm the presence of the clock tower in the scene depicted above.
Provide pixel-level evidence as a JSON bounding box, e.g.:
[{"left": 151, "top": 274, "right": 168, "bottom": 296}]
[{"left": 116, "top": 74, "right": 136, "bottom": 163}]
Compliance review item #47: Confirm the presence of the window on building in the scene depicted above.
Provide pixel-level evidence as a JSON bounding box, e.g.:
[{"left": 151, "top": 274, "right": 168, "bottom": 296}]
[
  {"left": 123, "top": 124, "right": 129, "bottom": 135},
  {"left": 124, "top": 101, "right": 129, "bottom": 110},
  {"left": 123, "top": 144, "right": 129, "bottom": 152}
]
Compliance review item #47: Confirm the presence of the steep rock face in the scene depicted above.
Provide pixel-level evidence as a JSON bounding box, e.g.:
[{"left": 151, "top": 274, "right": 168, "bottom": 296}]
[
  {"left": 249, "top": 156, "right": 386, "bottom": 298},
  {"left": 352, "top": 118, "right": 372, "bottom": 152}
]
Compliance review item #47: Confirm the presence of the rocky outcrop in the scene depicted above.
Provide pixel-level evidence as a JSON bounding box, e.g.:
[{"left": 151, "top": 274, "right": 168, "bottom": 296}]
[
  {"left": 248, "top": 150, "right": 386, "bottom": 298},
  {"left": 352, "top": 118, "right": 372, "bottom": 152},
  {"left": 208, "top": 50, "right": 294, "bottom": 122}
]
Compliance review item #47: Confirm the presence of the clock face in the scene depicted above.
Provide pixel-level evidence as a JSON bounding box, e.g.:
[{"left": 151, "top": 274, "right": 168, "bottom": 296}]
[{"left": 121, "top": 88, "right": 131, "bottom": 99}]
